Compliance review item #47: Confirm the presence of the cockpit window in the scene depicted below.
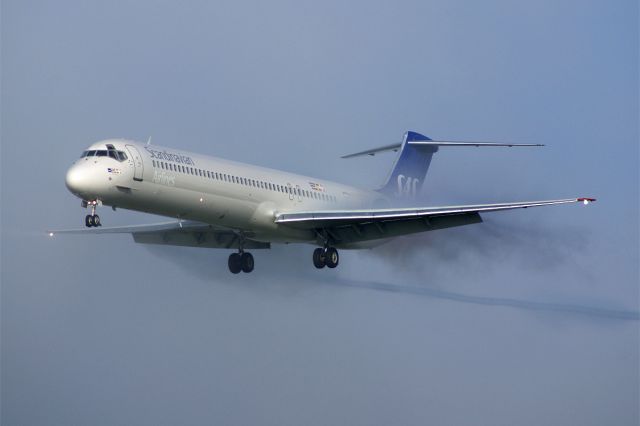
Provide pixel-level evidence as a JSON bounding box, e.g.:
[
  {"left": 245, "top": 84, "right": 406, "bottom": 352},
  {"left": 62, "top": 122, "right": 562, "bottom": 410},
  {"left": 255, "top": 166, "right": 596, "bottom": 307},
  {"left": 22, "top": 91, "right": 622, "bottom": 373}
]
[{"left": 81, "top": 148, "right": 128, "bottom": 161}]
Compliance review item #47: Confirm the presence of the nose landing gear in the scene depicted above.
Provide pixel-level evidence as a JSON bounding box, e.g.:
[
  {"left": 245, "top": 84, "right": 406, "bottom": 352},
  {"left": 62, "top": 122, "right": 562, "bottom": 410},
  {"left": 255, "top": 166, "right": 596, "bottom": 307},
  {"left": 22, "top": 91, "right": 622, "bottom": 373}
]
[{"left": 83, "top": 200, "right": 102, "bottom": 228}]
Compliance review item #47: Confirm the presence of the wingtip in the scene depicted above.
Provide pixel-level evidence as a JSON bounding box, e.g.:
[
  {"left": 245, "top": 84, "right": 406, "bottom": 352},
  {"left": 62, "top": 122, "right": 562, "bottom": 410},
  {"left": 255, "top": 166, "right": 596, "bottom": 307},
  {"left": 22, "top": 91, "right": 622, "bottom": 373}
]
[{"left": 577, "top": 197, "right": 597, "bottom": 205}]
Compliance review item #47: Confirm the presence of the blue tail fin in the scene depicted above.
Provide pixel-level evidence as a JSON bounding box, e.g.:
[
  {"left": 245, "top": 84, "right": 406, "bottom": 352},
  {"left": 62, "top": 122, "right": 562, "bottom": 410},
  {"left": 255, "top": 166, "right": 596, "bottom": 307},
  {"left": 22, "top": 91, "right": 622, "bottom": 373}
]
[{"left": 378, "top": 131, "right": 438, "bottom": 198}]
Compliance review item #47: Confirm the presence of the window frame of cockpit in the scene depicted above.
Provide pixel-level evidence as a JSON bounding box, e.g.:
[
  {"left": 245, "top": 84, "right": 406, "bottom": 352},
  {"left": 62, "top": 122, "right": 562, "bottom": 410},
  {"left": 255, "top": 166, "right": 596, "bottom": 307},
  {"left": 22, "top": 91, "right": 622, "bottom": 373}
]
[{"left": 80, "top": 148, "right": 128, "bottom": 162}]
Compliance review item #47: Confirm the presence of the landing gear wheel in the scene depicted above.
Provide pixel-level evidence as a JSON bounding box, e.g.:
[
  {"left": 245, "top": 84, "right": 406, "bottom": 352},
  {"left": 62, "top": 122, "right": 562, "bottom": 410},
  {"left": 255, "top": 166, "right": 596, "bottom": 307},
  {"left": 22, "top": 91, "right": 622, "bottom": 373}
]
[
  {"left": 240, "top": 252, "right": 254, "bottom": 273},
  {"left": 325, "top": 247, "right": 339, "bottom": 269},
  {"left": 313, "top": 248, "right": 326, "bottom": 269},
  {"left": 228, "top": 253, "right": 242, "bottom": 274},
  {"left": 85, "top": 215, "right": 93, "bottom": 227},
  {"left": 93, "top": 215, "right": 101, "bottom": 227}
]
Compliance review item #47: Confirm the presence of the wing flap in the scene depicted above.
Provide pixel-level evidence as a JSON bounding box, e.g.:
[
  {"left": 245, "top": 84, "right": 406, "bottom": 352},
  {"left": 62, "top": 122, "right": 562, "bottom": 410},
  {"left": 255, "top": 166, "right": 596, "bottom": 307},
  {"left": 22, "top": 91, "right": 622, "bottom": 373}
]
[{"left": 132, "top": 230, "right": 270, "bottom": 249}]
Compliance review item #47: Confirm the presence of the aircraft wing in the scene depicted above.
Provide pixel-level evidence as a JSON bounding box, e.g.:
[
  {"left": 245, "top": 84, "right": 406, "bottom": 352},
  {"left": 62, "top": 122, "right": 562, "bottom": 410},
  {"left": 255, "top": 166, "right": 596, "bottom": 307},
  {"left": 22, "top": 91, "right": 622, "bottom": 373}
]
[
  {"left": 47, "top": 220, "right": 270, "bottom": 249},
  {"left": 275, "top": 198, "right": 596, "bottom": 245}
]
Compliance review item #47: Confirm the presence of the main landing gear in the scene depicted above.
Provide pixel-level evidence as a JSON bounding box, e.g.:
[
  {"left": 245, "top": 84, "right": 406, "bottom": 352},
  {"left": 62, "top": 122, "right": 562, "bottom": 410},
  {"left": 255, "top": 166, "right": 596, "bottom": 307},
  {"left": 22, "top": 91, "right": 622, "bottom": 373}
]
[
  {"left": 228, "top": 251, "right": 254, "bottom": 274},
  {"left": 84, "top": 200, "right": 101, "bottom": 228},
  {"left": 313, "top": 246, "right": 339, "bottom": 269}
]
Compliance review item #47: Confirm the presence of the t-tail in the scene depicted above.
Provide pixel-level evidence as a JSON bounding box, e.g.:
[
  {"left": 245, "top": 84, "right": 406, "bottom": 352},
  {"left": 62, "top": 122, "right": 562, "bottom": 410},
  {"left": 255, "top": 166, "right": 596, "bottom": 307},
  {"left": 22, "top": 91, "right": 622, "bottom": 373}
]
[{"left": 341, "top": 130, "right": 544, "bottom": 199}]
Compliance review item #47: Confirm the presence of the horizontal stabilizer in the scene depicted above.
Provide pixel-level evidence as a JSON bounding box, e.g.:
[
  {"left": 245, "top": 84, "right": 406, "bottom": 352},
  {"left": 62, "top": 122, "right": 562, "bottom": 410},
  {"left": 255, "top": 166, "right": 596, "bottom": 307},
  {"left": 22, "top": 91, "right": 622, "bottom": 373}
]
[
  {"left": 408, "top": 141, "right": 544, "bottom": 147},
  {"left": 341, "top": 143, "right": 403, "bottom": 158},
  {"left": 342, "top": 140, "right": 543, "bottom": 158}
]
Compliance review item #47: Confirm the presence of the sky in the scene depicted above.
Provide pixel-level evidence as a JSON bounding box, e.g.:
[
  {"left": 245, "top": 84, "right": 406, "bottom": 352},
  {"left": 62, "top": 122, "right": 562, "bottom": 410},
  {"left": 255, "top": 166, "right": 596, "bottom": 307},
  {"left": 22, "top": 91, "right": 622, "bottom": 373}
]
[{"left": 1, "top": 0, "right": 638, "bottom": 425}]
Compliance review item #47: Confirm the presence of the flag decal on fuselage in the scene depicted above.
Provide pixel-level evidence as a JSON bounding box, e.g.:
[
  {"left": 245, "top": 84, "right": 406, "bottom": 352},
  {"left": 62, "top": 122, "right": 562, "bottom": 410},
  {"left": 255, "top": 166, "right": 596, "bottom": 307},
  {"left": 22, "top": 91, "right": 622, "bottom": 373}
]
[{"left": 309, "top": 182, "right": 325, "bottom": 192}]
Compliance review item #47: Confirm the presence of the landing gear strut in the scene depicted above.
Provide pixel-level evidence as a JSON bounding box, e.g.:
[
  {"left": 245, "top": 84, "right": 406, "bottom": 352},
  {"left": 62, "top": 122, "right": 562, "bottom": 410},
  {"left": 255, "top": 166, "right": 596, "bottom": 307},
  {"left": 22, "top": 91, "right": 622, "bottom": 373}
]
[
  {"left": 228, "top": 251, "right": 254, "bottom": 274},
  {"left": 313, "top": 246, "right": 339, "bottom": 269},
  {"left": 84, "top": 200, "right": 101, "bottom": 227}
]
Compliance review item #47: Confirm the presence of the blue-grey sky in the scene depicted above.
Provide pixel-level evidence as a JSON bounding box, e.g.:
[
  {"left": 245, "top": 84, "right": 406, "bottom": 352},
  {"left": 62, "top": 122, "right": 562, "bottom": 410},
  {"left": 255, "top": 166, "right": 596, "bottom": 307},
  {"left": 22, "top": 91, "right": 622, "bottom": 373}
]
[{"left": 2, "top": 0, "right": 638, "bottom": 425}]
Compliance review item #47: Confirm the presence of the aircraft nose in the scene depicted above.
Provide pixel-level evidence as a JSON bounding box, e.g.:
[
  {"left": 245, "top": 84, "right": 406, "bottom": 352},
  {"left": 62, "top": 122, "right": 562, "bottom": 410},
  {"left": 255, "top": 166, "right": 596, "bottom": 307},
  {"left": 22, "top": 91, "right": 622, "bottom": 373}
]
[{"left": 65, "top": 164, "right": 87, "bottom": 195}]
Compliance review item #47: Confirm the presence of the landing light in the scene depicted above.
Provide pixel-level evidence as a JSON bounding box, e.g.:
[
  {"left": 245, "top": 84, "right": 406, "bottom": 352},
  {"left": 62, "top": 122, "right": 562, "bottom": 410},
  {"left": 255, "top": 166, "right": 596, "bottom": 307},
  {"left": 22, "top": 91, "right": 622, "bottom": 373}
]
[
  {"left": 49, "top": 232, "right": 54, "bottom": 237},
  {"left": 583, "top": 199, "right": 589, "bottom": 205}
]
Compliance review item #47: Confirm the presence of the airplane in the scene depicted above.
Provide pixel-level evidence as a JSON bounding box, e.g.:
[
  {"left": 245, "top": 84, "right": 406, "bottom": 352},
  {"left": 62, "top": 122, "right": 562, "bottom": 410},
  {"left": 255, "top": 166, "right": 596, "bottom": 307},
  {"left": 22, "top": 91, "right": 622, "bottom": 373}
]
[{"left": 50, "top": 131, "right": 595, "bottom": 274}]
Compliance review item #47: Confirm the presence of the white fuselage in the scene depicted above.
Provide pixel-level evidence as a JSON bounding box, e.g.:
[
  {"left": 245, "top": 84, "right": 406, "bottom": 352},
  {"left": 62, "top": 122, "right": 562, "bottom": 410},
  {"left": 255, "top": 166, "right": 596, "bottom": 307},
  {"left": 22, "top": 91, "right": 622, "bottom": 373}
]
[{"left": 65, "top": 139, "right": 387, "bottom": 244}]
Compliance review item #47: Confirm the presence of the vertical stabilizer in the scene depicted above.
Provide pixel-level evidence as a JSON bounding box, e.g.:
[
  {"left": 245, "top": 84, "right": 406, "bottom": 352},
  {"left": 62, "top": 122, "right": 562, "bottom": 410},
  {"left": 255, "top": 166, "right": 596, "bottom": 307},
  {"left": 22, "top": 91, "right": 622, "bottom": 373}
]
[{"left": 378, "top": 131, "right": 438, "bottom": 198}]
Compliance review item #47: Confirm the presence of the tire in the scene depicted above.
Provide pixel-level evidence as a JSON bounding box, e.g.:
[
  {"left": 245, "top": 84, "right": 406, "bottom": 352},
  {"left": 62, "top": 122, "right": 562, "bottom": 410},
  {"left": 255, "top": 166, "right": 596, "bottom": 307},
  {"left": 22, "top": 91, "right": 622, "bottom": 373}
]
[
  {"left": 93, "top": 215, "right": 101, "bottom": 227},
  {"left": 228, "top": 253, "right": 242, "bottom": 274},
  {"left": 325, "top": 247, "right": 339, "bottom": 268},
  {"left": 240, "top": 252, "right": 254, "bottom": 273},
  {"left": 85, "top": 215, "right": 94, "bottom": 227},
  {"left": 313, "top": 248, "right": 326, "bottom": 269}
]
